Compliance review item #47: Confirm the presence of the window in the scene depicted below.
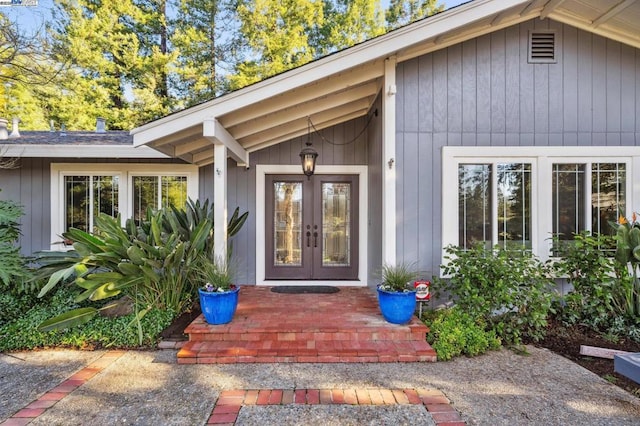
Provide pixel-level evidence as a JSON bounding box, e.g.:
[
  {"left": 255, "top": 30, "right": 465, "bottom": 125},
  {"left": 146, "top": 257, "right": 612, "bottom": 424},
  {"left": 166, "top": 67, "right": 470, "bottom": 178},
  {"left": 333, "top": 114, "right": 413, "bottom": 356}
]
[
  {"left": 552, "top": 163, "right": 626, "bottom": 240},
  {"left": 458, "top": 163, "right": 531, "bottom": 250},
  {"left": 443, "top": 147, "right": 634, "bottom": 263},
  {"left": 51, "top": 164, "right": 198, "bottom": 248}
]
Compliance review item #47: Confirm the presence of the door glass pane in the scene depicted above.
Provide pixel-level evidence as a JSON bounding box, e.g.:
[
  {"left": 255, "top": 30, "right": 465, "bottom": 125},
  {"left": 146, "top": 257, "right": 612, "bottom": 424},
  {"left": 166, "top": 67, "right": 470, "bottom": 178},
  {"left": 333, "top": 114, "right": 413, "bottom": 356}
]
[
  {"left": 497, "top": 163, "right": 531, "bottom": 249},
  {"left": 65, "top": 176, "right": 90, "bottom": 232},
  {"left": 552, "top": 164, "right": 585, "bottom": 240},
  {"left": 458, "top": 164, "right": 492, "bottom": 249},
  {"left": 93, "top": 176, "right": 119, "bottom": 227},
  {"left": 65, "top": 176, "right": 118, "bottom": 233},
  {"left": 592, "top": 163, "right": 626, "bottom": 236},
  {"left": 133, "top": 176, "right": 159, "bottom": 221},
  {"left": 274, "top": 182, "right": 303, "bottom": 266},
  {"left": 161, "top": 176, "right": 188, "bottom": 210},
  {"left": 322, "top": 182, "right": 351, "bottom": 267}
]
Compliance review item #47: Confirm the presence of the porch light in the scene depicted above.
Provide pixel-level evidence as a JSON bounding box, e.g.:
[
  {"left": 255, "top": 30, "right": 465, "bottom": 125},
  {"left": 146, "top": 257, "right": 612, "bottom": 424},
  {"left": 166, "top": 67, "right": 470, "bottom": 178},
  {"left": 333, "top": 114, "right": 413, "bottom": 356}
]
[
  {"left": 300, "top": 141, "right": 318, "bottom": 178},
  {"left": 300, "top": 118, "right": 318, "bottom": 178}
]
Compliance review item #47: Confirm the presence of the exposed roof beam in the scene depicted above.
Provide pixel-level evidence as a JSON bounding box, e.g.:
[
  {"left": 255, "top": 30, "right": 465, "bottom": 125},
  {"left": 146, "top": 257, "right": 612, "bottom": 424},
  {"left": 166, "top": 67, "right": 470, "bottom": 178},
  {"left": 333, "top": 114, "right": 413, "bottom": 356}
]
[
  {"left": 147, "top": 125, "right": 202, "bottom": 148},
  {"left": 220, "top": 65, "right": 383, "bottom": 128},
  {"left": 246, "top": 110, "right": 368, "bottom": 153},
  {"left": 175, "top": 138, "right": 211, "bottom": 156},
  {"left": 229, "top": 81, "right": 379, "bottom": 140},
  {"left": 592, "top": 0, "right": 638, "bottom": 28},
  {"left": 540, "top": 0, "right": 567, "bottom": 19},
  {"left": 203, "top": 119, "right": 249, "bottom": 166},
  {"left": 191, "top": 149, "right": 214, "bottom": 164},
  {"left": 549, "top": 12, "right": 640, "bottom": 49},
  {"left": 241, "top": 98, "right": 373, "bottom": 149}
]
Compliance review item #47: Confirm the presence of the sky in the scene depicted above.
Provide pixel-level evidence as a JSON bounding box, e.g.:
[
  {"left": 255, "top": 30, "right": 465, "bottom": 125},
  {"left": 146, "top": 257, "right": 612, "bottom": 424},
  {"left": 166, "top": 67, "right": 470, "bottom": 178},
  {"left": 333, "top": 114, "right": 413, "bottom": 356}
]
[{"left": 4, "top": 0, "right": 470, "bottom": 33}]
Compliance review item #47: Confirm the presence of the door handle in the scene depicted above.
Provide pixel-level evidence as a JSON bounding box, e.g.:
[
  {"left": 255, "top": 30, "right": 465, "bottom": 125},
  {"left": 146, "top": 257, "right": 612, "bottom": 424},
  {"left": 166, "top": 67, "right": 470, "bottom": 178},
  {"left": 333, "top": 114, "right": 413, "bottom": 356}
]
[
  {"left": 306, "top": 231, "right": 311, "bottom": 247},
  {"left": 313, "top": 231, "right": 318, "bottom": 248}
]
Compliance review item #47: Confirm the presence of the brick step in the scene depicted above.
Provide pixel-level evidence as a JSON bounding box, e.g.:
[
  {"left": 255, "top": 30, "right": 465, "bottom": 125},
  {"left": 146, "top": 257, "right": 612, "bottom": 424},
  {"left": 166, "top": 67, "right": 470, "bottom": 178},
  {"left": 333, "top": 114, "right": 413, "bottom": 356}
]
[{"left": 177, "top": 339, "right": 436, "bottom": 364}]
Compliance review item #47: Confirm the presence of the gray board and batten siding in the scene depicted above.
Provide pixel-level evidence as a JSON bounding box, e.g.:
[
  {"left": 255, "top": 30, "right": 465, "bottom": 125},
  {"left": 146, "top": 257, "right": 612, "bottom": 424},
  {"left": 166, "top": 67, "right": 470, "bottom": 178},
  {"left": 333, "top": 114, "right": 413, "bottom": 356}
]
[{"left": 395, "top": 18, "right": 640, "bottom": 280}]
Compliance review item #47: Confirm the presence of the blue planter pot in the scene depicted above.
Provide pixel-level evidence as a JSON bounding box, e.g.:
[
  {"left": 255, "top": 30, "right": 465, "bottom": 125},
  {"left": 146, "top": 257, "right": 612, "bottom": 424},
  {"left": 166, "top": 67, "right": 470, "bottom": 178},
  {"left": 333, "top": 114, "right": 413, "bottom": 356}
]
[
  {"left": 377, "top": 286, "right": 417, "bottom": 325},
  {"left": 198, "top": 286, "right": 240, "bottom": 325}
]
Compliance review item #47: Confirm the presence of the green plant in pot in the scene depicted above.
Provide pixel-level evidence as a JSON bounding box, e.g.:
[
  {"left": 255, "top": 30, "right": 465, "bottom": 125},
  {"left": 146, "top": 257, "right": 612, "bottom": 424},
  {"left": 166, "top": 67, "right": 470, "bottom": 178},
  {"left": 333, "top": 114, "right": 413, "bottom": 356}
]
[
  {"left": 197, "top": 256, "right": 239, "bottom": 325},
  {"left": 377, "top": 262, "right": 420, "bottom": 324}
]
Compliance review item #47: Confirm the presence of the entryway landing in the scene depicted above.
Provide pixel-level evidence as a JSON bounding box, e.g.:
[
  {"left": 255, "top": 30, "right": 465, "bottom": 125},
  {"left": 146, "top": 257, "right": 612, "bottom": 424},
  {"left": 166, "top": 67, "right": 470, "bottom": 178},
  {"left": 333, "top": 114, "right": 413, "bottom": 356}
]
[{"left": 178, "top": 286, "right": 436, "bottom": 364}]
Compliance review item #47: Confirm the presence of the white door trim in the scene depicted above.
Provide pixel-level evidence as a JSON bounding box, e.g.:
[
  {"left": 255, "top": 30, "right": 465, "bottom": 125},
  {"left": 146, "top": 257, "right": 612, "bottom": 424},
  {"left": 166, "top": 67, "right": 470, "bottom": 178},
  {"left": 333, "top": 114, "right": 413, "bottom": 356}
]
[{"left": 256, "top": 164, "right": 368, "bottom": 286}]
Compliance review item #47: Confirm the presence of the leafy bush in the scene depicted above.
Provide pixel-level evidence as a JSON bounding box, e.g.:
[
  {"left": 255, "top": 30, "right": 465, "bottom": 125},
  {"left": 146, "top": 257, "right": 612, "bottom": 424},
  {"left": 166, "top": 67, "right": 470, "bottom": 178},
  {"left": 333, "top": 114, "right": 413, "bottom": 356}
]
[
  {"left": 552, "top": 230, "right": 640, "bottom": 341},
  {"left": 0, "top": 285, "right": 174, "bottom": 351},
  {"left": 424, "top": 307, "right": 501, "bottom": 361},
  {"left": 433, "top": 244, "right": 556, "bottom": 347},
  {"left": 0, "top": 195, "right": 32, "bottom": 289}
]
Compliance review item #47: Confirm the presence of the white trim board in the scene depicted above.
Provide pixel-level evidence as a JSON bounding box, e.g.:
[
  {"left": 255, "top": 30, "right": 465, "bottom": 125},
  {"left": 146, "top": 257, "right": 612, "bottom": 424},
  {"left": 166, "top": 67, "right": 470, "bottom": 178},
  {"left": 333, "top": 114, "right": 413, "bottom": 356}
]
[{"left": 256, "top": 164, "right": 368, "bottom": 287}]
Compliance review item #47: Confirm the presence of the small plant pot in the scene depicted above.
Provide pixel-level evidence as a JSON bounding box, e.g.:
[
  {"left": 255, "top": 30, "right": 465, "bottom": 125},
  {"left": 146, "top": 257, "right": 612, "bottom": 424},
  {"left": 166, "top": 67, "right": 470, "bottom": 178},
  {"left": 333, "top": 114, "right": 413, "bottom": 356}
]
[
  {"left": 198, "top": 286, "right": 240, "bottom": 325},
  {"left": 377, "top": 286, "right": 417, "bottom": 325}
]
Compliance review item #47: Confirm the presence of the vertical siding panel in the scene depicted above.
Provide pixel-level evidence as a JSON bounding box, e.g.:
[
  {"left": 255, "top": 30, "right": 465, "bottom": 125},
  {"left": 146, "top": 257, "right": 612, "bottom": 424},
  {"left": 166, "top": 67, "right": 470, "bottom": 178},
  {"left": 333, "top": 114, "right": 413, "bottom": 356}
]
[
  {"left": 637, "top": 49, "right": 640, "bottom": 132},
  {"left": 519, "top": 20, "right": 535, "bottom": 134},
  {"left": 606, "top": 39, "right": 621, "bottom": 132},
  {"left": 462, "top": 39, "right": 477, "bottom": 133},
  {"left": 476, "top": 34, "right": 491, "bottom": 133},
  {"left": 332, "top": 123, "right": 345, "bottom": 165},
  {"left": 548, "top": 22, "right": 563, "bottom": 133},
  {"left": 505, "top": 26, "right": 520, "bottom": 133},
  {"left": 431, "top": 133, "right": 446, "bottom": 272},
  {"left": 592, "top": 35, "right": 607, "bottom": 132},
  {"left": 30, "top": 158, "right": 44, "bottom": 251},
  {"left": 491, "top": 30, "right": 506, "bottom": 133},
  {"left": 19, "top": 161, "right": 33, "bottom": 254},
  {"left": 533, "top": 63, "right": 549, "bottom": 136},
  {"left": 447, "top": 44, "right": 463, "bottom": 133},
  {"left": 418, "top": 133, "right": 433, "bottom": 275},
  {"left": 402, "top": 132, "right": 419, "bottom": 263},
  {"left": 404, "top": 58, "right": 420, "bottom": 133},
  {"left": 620, "top": 44, "right": 636, "bottom": 132},
  {"left": 577, "top": 30, "right": 593, "bottom": 132},
  {"left": 396, "top": 63, "right": 405, "bottom": 132},
  {"left": 395, "top": 132, "right": 405, "bottom": 256},
  {"left": 563, "top": 24, "right": 578, "bottom": 133},
  {"left": 433, "top": 50, "right": 448, "bottom": 133},
  {"left": 418, "top": 55, "right": 433, "bottom": 132}
]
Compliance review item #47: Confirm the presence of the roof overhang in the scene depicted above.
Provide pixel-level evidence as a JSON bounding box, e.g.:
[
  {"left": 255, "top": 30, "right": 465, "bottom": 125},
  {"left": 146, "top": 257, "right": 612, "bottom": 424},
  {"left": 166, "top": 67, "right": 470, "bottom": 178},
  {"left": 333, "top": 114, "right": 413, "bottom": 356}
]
[
  {"left": 132, "top": 0, "right": 640, "bottom": 166},
  {"left": 0, "top": 144, "right": 170, "bottom": 159}
]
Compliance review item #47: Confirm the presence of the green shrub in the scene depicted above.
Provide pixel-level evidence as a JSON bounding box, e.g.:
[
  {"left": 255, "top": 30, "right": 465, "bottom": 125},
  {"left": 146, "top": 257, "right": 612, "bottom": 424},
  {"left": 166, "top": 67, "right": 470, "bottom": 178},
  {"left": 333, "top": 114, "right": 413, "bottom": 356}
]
[
  {"left": 433, "top": 244, "right": 556, "bottom": 347},
  {"left": 552, "top": 230, "right": 640, "bottom": 342},
  {"left": 424, "top": 307, "right": 501, "bottom": 361},
  {"left": 0, "top": 194, "right": 32, "bottom": 290}
]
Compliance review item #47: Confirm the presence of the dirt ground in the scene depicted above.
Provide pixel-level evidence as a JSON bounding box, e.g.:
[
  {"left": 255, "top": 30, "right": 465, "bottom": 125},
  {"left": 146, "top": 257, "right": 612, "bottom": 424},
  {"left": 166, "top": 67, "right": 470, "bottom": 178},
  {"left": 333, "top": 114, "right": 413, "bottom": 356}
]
[{"left": 536, "top": 318, "right": 640, "bottom": 397}]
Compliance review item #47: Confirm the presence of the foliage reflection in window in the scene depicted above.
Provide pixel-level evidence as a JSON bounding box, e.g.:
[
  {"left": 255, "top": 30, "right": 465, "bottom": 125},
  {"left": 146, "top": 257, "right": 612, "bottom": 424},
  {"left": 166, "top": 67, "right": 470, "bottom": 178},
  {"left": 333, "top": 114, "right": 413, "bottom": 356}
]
[
  {"left": 552, "top": 163, "right": 625, "bottom": 239},
  {"left": 65, "top": 175, "right": 118, "bottom": 233},
  {"left": 133, "top": 176, "right": 188, "bottom": 222},
  {"left": 458, "top": 163, "right": 531, "bottom": 250}
]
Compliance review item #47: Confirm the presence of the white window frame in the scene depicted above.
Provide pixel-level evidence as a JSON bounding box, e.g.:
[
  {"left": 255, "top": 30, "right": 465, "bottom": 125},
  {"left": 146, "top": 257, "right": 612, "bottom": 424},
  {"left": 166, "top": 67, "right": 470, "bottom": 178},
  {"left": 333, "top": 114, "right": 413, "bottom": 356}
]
[
  {"left": 442, "top": 147, "right": 639, "bottom": 266},
  {"left": 51, "top": 163, "right": 198, "bottom": 250}
]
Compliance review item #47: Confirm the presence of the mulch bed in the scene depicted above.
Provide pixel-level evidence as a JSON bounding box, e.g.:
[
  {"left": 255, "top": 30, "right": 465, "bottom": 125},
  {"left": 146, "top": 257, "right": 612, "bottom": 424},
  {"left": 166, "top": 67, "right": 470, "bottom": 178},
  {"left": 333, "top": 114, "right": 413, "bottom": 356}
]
[{"left": 536, "top": 318, "right": 640, "bottom": 396}]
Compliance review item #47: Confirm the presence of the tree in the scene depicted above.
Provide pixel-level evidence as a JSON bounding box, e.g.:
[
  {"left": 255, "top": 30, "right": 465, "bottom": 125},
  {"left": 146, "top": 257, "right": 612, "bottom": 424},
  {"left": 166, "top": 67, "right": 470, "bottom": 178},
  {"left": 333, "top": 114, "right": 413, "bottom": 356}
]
[
  {"left": 318, "top": 0, "right": 385, "bottom": 55},
  {"left": 171, "top": 0, "right": 236, "bottom": 106},
  {"left": 228, "top": 0, "right": 324, "bottom": 90},
  {"left": 385, "top": 0, "right": 443, "bottom": 30}
]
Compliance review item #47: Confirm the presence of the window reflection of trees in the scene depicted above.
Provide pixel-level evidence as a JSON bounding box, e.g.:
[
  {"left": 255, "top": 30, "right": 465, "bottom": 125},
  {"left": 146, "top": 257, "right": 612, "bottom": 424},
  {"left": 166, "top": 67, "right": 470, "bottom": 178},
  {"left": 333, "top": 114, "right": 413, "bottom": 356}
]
[
  {"left": 459, "top": 164, "right": 492, "bottom": 249},
  {"left": 274, "top": 182, "right": 302, "bottom": 266},
  {"left": 497, "top": 163, "right": 531, "bottom": 249},
  {"left": 65, "top": 175, "right": 118, "bottom": 233}
]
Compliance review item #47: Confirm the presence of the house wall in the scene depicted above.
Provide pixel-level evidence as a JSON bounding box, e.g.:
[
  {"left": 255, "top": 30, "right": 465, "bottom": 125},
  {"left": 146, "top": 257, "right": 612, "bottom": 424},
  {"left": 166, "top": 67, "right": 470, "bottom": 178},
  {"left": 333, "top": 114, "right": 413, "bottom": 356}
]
[
  {"left": 223, "top": 115, "right": 377, "bottom": 284},
  {"left": 395, "top": 18, "right": 640, "bottom": 278},
  {"left": 0, "top": 157, "right": 186, "bottom": 256}
]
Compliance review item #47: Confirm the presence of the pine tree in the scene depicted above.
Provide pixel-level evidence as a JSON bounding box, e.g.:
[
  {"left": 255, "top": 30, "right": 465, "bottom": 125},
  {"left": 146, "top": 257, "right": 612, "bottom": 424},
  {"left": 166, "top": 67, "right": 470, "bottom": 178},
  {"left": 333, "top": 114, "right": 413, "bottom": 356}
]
[{"left": 385, "top": 0, "right": 443, "bottom": 30}]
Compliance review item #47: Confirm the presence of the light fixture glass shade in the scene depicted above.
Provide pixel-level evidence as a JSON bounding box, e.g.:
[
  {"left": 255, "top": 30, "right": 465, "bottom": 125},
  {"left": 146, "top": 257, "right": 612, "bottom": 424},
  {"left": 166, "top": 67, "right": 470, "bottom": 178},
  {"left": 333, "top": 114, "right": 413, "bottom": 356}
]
[{"left": 300, "top": 145, "right": 318, "bottom": 178}]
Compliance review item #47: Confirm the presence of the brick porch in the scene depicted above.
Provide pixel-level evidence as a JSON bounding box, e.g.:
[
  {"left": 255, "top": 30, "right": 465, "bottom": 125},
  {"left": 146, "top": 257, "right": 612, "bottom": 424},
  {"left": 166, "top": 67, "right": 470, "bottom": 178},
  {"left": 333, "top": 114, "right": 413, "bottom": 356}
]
[{"left": 177, "top": 286, "right": 437, "bottom": 364}]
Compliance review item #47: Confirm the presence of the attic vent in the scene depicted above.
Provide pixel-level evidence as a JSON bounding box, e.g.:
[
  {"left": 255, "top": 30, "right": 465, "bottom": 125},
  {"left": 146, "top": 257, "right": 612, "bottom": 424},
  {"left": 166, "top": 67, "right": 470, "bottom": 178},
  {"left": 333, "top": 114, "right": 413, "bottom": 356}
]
[{"left": 529, "top": 30, "right": 556, "bottom": 64}]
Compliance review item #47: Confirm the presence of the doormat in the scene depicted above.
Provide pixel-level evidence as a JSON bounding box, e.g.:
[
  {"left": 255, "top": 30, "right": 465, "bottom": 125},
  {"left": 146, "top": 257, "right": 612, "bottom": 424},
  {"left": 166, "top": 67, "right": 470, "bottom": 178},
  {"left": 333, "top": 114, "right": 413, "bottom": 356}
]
[{"left": 270, "top": 286, "right": 340, "bottom": 294}]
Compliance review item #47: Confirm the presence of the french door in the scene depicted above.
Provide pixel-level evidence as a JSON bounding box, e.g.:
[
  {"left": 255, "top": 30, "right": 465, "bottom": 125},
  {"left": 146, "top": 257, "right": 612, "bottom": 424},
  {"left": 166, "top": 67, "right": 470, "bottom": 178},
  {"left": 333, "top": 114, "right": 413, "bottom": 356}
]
[{"left": 265, "top": 174, "right": 359, "bottom": 280}]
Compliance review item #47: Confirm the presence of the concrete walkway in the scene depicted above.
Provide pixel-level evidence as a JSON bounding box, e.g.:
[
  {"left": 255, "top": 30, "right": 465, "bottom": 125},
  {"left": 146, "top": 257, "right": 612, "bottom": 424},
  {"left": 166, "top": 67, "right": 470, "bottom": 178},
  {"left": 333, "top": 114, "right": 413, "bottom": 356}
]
[{"left": 1, "top": 346, "right": 639, "bottom": 425}]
